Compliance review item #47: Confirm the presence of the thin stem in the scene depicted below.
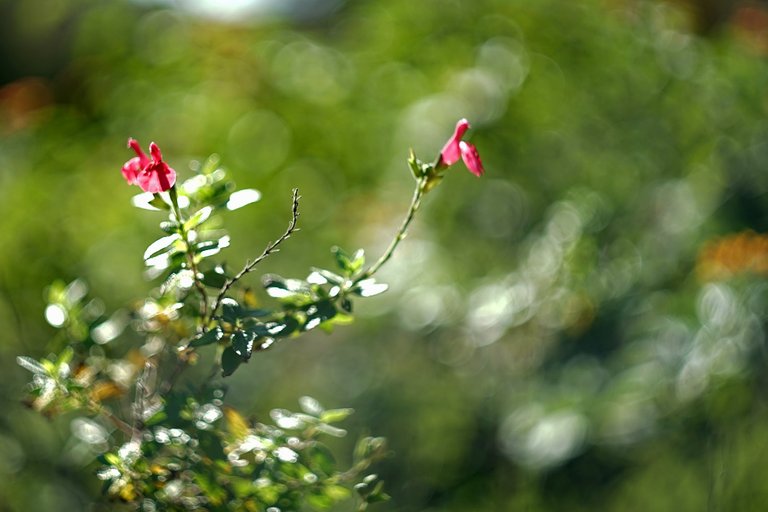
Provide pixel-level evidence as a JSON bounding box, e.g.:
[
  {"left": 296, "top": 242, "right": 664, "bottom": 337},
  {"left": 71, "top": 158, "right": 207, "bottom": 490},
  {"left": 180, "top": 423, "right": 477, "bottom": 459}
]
[
  {"left": 169, "top": 187, "right": 209, "bottom": 322},
  {"left": 353, "top": 177, "right": 426, "bottom": 284},
  {"left": 208, "top": 188, "right": 301, "bottom": 322},
  {"left": 87, "top": 398, "right": 138, "bottom": 438}
]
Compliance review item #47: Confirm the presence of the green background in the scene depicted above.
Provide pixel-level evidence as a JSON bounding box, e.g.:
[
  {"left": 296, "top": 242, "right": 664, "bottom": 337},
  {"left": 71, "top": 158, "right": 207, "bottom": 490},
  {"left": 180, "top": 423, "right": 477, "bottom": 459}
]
[{"left": 3, "top": 0, "right": 768, "bottom": 509}]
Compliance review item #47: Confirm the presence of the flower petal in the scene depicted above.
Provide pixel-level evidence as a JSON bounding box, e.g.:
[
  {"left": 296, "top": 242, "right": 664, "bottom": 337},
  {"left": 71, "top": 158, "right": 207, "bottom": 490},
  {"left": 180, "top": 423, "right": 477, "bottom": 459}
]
[
  {"left": 121, "top": 157, "right": 142, "bottom": 184},
  {"left": 123, "top": 138, "right": 151, "bottom": 185},
  {"left": 439, "top": 118, "right": 470, "bottom": 166},
  {"left": 459, "top": 141, "right": 484, "bottom": 177},
  {"left": 136, "top": 162, "right": 177, "bottom": 193},
  {"left": 149, "top": 142, "right": 163, "bottom": 163}
]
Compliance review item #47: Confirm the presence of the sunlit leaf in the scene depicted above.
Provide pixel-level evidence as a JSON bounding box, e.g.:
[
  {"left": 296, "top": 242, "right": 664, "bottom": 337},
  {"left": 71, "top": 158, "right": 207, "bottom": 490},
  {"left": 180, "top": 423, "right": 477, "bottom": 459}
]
[
  {"left": 16, "top": 356, "right": 47, "bottom": 375},
  {"left": 231, "top": 329, "right": 255, "bottom": 359},
  {"left": 299, "top": 396, "right": 324, "bottom": 416},
  {"left": 143, "top": 234, "right": 181, "bottom": 261},
  {"left": 226, "top": 189, "right": 262, "bottom": 210},
  {"left": 320, "top": 408, "right": 354, "bottom": 424},
  {"left": 188, "top": 326, "right": 223, "bottom": 348},
  {"left": 132, "top": 192, "right": 169, "bottom": 211},
  {"left": 352, "top": 279, "right": 389, "bottom": 297},
  {"left": 221, "top": 298, "right": 241, "bottom": 323},
  {"left": 184, "top": 206, "right": 214, "bottom": 230}
]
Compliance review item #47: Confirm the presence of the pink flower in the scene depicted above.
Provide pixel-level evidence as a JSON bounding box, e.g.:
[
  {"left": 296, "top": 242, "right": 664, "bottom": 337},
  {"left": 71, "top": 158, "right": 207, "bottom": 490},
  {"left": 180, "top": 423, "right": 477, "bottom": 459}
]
[
  {"left": 438, "top": 119, "right": 484, "bottom": 177},
  {"left": 122, "top": 138, "right": 149, "bottom": 185},
  {"left": 122, "top": 139, "right": 177, "bottom": 193}
]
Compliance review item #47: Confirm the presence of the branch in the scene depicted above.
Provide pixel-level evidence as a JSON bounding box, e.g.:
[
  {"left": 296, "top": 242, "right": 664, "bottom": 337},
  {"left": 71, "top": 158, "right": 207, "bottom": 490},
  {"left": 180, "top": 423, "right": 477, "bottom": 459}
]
[
  {"left": 352, "top": 177, "right": 425, "bottom": 285},
  {"left": 209, "top": 189, "right": 301, "bottom": 321}
]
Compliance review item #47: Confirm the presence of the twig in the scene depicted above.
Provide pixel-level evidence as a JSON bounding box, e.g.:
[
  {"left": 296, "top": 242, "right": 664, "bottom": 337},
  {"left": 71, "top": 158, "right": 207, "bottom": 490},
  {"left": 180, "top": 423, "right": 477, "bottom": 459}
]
[
  {"left": 208, "top": 188, "right": 301, "bottom": 321},
  {"left": 169, "top": 187, "right": 209, "bottom": 321},
  {"left": 132, "top": 361, "right": 155, "bottom": 440},
  {"left": 88, "top": 398, "right": 138, "bottom": 438},
  {"left": 352, "top": 177, "right": 425, "bottom": 285}
]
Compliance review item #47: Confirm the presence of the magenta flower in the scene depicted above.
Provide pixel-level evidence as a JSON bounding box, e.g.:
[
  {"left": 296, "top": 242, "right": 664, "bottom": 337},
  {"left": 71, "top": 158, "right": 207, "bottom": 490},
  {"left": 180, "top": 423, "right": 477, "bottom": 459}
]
[
  {"left": 122, "top": 139, "right": 177, "bottom": 193},
  {"left": 122, "top": 138, "right": 149, "bottom": 185},
  {"left": 438, "top": 119, "right": 484, "bottom": 177}
]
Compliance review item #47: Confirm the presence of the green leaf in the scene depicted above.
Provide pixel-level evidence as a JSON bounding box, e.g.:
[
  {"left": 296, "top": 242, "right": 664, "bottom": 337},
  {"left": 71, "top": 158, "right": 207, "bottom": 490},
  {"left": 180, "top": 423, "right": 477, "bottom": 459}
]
[
  {"left": 188, "top": 327, "right": 223, "bottom": 348},
  {"left": 221, "top": 346, "right": 243, "bottom": 377},
  {"left": 306, "top": 493, "right": 334, "bottom": 509},
  {"left": 324, "top": 484, "right": 351, "bottom": 502},
  {"left": 184, "top": 206, "right": 213, "bottom": 230},
  {"left": 194, "top": 472, "right": 227, "bottom": 506},
  {"left": 148, "top": 193, "right": 171, "bottom": 210},
  {"left": 200, "top": 154, "right": 221, "bottom": 175},
  {"left": 131, "top": 192, "right": 170, "bottom": 211},
  {"left": 56, "top": 346, "right": 74, "bottom": 367},
  {"left": 201, "top": 267, "right": 229, "bottom": 288},
  {"left": 320, "top": 408, "right": 354, "bottom": 424},
  {"left": 332, "top": 246, "right": 351, "bottom": 272},
  {"left": 303, "top": 299, "right": 337, "bottom": 331},
  {"left": 262, "top": 274, "right": 311, "bottom": 301},
  {"left": 195, "top": 235, "right": 231, "bottom": 259},
  {"left": 408, "top": 148, "right": 423, "bottom": 179},
  {"left": 366, "top": 481, "right": 389, "bottom": 503},
  {"left": 231, "top": 329, "right": 255, "bottom": 360},
  {"left": 143, "top": 234, "right": 181, "bottom": 261},
  {"left": 248, "top": 317, "right": 298, "bottom": 339},
  {"left": 332, "top": 246, "right": 364, "bottom": 274},
  {"left": 308, "top": 444, "right": 336, "bottom": 476},
  {"left": 221, "top": 298, "right": 241, "bottom": 324}
]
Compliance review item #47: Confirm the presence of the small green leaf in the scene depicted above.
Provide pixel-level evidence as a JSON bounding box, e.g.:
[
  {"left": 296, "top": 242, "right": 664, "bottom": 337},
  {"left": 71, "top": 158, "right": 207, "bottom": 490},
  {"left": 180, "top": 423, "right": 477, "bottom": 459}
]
[
  {"left": 184, "top": 206, "right": 213, "bottom": 230},
  {"left": 131, "top": 192, "right": 170, "bottom": 211},
  {"left": 303, "top": 299, "right": 337, "bottom": 331},
  {"left": 331, "top": 246, "right": 352, "bottom": 275},
  {"left": 320, "top": 408, "right": 354, "bottom": 424},
  {"left": 221, "top": 346, "right": 243, "bottom": 377},
  {"left": 200, "top": 154, "right": 221, "bottom": 176},
  {"left": 148, "top": 193, "right": 171, "bottom": 210},
  {"left": 324, "top": 484, "right": 351, "bottom": 502},
  {"left": 201, "top": 268, "right": 229, "bottom": 288},
  {"left": 143, "top": 234, "right": 181, "bottom": 261},
  {"left": 308, "top": 444, "right": 336, "bottom": 476},
  {"left": 221, "top": 298, "right": 241, "bottom": 323},
  {"left": 56, "top": 346, "right": 74, "bottom": 367},
  {"left": 262, "top": 274, "right": 311, "bottom": 301},
  {"left": 408, "top": 148, "right": 422, "bottom": 178},
  {"left": 195, "top": 235, "right": 231, "bottom": 259},
  {"left": 188, "top": 327, "right": 223, "bottom": 348}
]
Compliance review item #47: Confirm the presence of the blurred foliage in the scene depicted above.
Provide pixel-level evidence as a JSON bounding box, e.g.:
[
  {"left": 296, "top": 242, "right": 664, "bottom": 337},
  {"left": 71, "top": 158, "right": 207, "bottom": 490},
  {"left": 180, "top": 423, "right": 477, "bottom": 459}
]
[{"left": 4, "top": 0, "right": 768, "bottom": 510}]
